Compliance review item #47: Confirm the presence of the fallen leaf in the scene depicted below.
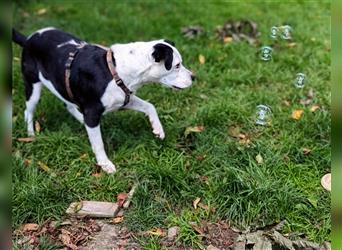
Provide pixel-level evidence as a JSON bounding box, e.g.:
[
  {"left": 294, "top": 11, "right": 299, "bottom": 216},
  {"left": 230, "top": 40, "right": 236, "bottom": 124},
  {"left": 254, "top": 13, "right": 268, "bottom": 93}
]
[
  {"left": 59, "top": 229, "right": 78, "bottom": 250},
  {"left": 35, "top": 121, "right": 41, "bottom": 133},
  {"left": 283, "top": 100, "right": 290, "bottom": 107},
  {"left": 146, "top": 228, "right": 166, "bottom": 237},
  {"left": 17, "top": 137, "right": 35, "bottom": 142},
  {"left": 193, "top": 197, "right": 201, "bottom": 209},
  {"left": 303, "top": 148, "right": 311, "bottom": 155},
  {"left": 117, "top": 192, "right": 128, "bottom": 207},
  {"left": 310, "top": 105, "right": 320, "bottom": 112},
  {"left": 287, "top": 42, "right": 297, "bottom": 48},
  {"left": 198, "top": 202, "right": 209, "bottom": 211},
  {"left": 239, "top": 137, "right": 251, "bottom": 145},
  {"left": 22, "top": 223, "right": 39, "bottom": 232},
  {"left": 37, "top": 8, "right": 47, "bottom": 15},
  {"left": 37, "top": 161, "right": 57, "bottom": 177},
  {"left": 91, "top": 172, "right": 102, "bottom": 178},
  {"left": 255, "top": 154, "right": 263, "bottom": 164},
  {"left": 196, "top": 155, "right": 206, "bottom": 161},
  {"left": 238, "top": 133, "right": 246, "bottom": 139},
  {"left": 223, "top": 36, "right": 233, "bottom": 44},
  {"left": 24, "top": 159, "right": 32, "bottom": 167},
  {"left": 80, "top": 153, "right": 88, "bottom": 159},
  {"left": 292, "top": 109, "right": 304, "bottom": 120},
  {"left": 184, "top": 125, "right": 204, "bottom": 137},
  {"left": 199, "top": 54, "right": 205, "bottom": 64},
  {"left": 112, "top": 216, "right": 124, "bottom": 224},
  {"left": 228, "top": 126, "right": 241, "bottom": 138},
  {"left": 321, "top": 173, "right": 331, "bottom": 191}
]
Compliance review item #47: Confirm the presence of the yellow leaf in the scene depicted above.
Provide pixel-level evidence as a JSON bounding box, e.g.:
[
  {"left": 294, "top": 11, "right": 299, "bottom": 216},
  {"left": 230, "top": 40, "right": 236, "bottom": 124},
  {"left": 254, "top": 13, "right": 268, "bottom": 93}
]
[
  {"left": 292, "top": 109, "right": 304, "bottom": 120},
  {"left": 255, "top": 154, "right": 263, "bottom": 164},
  {"left": 223, "top": 36, "right": 233, "bottom": 44},
  {"left": 37, "top": 8, "right": 47, "bottom": 15},
  {"left": 112, "top": 216, "right": 124, "bottom": 224},
  {"left": 35, "top": 121, "right": 41, "bottom": 133},
  {"left": 193, "top": 197, "right": 201, "bottom": 209},
  {"left": 310, "top": 105, "right": 320, "bottom": 112},
  {"left": 287, "top": 42, "right": 297, "bottom": 48},
  {"left": 146, "top": 228, "right": 166, "bottom": 237},
  {"left": 198, "top": 54, "right": 205, "bottom": 64},
  {"left": 184, "top": 126, "right": 204, "bottom": 137},
  {"left": 228, "top": 126, "right": 240, "bottom": 138}
]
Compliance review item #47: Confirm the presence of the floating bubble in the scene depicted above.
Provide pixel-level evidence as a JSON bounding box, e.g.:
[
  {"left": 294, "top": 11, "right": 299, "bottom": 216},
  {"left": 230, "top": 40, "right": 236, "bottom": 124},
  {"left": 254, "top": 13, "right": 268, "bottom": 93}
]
[
  {"left": 256, "top": 105, "right": 271, "bottom": 125},
  {"left": 294, "top": 73, "right": 305, "bottom": 88},
  {"left": 270, "top": 26, "right": 279, "bottom": 39},
  {"left": 260, "top": 46, "right": 273, "bottom": 61},
  {"left": 280, "top": 25, "right": 292, "bottom": 40}
]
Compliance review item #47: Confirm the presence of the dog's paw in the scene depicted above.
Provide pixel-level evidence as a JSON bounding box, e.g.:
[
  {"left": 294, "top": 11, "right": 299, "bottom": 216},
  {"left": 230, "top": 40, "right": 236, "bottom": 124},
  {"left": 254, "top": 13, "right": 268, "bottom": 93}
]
[
  {"left": 97, "top": 160, "right": 116, "bottom": 174},
  {"left": 153, "top": 126, "right": 165, "bottom": 140}
]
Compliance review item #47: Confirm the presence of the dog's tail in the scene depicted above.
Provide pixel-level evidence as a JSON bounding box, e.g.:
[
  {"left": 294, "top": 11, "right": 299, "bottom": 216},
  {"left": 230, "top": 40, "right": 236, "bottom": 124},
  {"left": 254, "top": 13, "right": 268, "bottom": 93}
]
[{"left": 12, "top": 29, "right": 27, "bottom": 47}]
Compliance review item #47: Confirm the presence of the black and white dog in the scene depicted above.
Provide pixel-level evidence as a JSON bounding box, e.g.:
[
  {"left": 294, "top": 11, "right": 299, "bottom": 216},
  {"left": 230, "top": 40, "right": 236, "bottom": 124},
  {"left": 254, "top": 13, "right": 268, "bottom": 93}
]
[{"left": 13, "top": 27, "right": 194, "bottom": 173}]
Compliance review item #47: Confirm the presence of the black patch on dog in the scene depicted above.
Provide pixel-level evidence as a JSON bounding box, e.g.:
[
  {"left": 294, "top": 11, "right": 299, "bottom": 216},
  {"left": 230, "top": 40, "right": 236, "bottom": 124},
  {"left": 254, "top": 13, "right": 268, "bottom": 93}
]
[
  {"left": 164, "top": 39, "right": 175, "bottom": 46},
  {"left": 152, "top": 43, "right": 173, "bottom": 70}
]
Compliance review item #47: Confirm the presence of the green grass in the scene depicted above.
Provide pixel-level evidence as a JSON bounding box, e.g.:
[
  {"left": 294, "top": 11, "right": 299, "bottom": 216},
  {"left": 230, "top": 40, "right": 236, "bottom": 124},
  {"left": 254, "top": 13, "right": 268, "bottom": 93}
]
[{"left": 12, "top": 1, "right": 330, "bottom": 248}]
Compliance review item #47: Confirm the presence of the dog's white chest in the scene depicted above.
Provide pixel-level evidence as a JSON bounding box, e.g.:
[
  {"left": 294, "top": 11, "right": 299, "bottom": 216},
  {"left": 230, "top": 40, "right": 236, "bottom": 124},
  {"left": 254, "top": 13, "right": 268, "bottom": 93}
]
[{"left": 101, "top": 80, "right": 126, "bottom": 113}]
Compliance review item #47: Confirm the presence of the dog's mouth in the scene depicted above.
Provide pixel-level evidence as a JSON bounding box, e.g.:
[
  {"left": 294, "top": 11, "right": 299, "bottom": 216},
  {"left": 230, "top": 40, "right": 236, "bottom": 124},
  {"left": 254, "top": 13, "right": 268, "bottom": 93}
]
[{"left": 172, "top": 85, "right": 184, "bottom": 90}]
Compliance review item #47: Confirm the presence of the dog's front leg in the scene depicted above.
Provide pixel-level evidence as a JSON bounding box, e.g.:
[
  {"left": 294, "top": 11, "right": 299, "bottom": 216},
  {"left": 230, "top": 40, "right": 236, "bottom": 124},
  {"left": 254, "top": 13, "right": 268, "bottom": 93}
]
[
  {"left": 84, "top": 107, "right": 116, "bottom": 173},
  {"left": 125, "top": 95, "right": 165, "bottom": 139}
]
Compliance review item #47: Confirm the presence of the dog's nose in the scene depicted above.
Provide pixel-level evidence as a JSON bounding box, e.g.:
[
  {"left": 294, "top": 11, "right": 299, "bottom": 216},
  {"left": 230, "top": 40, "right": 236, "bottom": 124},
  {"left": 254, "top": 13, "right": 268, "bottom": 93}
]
[{"left": 191, "top": 74, "right": 196, "bottom": 81}]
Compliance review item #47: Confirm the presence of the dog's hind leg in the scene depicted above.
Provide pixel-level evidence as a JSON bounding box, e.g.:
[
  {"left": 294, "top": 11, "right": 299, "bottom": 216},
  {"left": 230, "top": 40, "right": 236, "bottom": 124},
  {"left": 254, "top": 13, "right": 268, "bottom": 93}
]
[{"left": 24, "top": 81, "right": 42, "bottom": 136}]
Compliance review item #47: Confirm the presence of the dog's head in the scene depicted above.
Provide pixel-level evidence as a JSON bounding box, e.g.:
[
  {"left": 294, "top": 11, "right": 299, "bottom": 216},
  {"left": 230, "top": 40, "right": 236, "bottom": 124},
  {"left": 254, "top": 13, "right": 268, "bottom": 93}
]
[{"left": 148, "top": 40, "right": 194, "bottom": 89}]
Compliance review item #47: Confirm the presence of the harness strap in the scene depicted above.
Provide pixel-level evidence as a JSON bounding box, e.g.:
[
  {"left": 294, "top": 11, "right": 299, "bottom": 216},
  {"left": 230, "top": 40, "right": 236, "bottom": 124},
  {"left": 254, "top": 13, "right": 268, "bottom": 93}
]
[
  {"left": 106, "top": 49, "right": 132, "bottom": 106},
  {"left": 64, "top": 45, "right": 132, "bottom": 107}
]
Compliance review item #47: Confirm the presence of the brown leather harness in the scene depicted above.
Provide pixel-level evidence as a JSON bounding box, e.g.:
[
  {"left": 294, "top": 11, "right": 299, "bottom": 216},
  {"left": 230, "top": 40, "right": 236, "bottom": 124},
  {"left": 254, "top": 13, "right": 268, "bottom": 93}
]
[{"left": 64, "top": 44, "right": 132, "bottom": 107}]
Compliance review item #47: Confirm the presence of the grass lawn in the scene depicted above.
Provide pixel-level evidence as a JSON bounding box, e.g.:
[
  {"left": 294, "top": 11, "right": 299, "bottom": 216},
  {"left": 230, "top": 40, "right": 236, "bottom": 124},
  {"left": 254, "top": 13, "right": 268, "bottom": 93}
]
[{"left": 12, "top": 1, "right": 331, "bottom": 248}]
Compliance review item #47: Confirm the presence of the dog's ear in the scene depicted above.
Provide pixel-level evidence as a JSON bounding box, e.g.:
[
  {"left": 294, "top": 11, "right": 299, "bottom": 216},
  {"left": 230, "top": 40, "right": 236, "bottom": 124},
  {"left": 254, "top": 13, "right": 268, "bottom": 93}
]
[
  {"left": 164, "top": 39, "right": 175, "bottom": 46},
  {"left": 152, "top": 43, "right": 173, "bottom": 70}
]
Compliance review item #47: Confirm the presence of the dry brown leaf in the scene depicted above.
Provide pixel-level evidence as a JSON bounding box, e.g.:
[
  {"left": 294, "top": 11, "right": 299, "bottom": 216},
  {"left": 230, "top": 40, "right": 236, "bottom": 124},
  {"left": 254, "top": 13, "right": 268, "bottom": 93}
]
[
  {"left": 198, "top": 202, "right": 209, "bottom": 211},
  {"left": 238, "top": 133, "right": 246, "bottom": 139},
  {"left": 255, "top": 154, "right": 263, "bottom": 164},
  {"left": 112, "top": 216, "right": 124, "bottom": 224},
  {"left": 223, "top": 36, "right": 233, "bottom": 44},
  {"left": 303, "top": 148, "right": 311, "bottom": 155},
  {"left": 292, "top": 109, "right": 304, "bottom": 120},
  {"left": 37, "top": 8, "right": 47, "bottom": 15},
  {"left": 310, "top": 105, "right": 320, "bottom": 112},
  {"left": 117, "top": 192, "right": 128, "bottom": 207},
  {"left": 59, "top": 229, "right": 78, "bottom": 250},
  {"left": 199, "top": 54, "right": 205, "bottom": 64},
  {"left": 24, "top": 159, "right": 32, "bottom": 167},
  {"left": 196, "top": 155, "right": 206, "bottom": 161},
  {"left": 184, "top": 125, "right": 204, "bottom": 137},
  {"left": 35, "top": 121, "right": 41, "bottom": 133},
  {"left": 91, "top": 172, "right": 102, "bottom": 178},
  {"left": 146, "top": 228, "right": 166, "bottom": 237},
  {"left": 22, "top": 223, "right": 39, "bottom": 232},
  {"left": 193, "top": 197, "right": 201, "bottom": 209},
  {"left": 17, "top": 137, "right": 35, "bottom": 142}
]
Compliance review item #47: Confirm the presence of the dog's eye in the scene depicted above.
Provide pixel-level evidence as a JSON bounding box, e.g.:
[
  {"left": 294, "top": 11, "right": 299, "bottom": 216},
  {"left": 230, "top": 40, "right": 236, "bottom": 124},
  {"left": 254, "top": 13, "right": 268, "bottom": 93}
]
[{"left": 175, "top": 63, "right": 180, "bottom": 69}]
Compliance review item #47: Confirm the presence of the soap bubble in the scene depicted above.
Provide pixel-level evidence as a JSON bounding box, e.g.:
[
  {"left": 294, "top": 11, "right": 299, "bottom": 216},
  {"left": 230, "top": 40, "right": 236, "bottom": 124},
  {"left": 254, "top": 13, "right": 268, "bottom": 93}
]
[
  {"left": 294, "top": 73, "right": 305, "bottom": 88},
  {"left": 260, "top": 46, "right": 273, "bottom": 61},
  {"left": 280, "top": 25, "right": 292, "bottom": 40},
  {"left": 270, "top": 26, "right": 279, "bottom": 39},
  {"left": 256, "top": 105, "right": 271, "bottom": 125}
]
